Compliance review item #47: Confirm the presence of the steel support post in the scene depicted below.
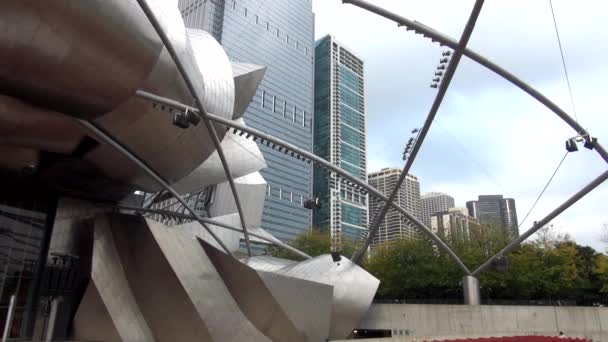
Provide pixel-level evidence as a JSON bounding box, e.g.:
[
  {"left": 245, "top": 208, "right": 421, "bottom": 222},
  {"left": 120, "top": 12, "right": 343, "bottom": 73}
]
[
  {"left": 45, "top": 297, "right": 62, "bottom": 342},
  {"left": 1, "top": 295, "right": 16, "bottom": 342},
  {"left": 462, "top": 276, "right": 481, "bottom": 305}
]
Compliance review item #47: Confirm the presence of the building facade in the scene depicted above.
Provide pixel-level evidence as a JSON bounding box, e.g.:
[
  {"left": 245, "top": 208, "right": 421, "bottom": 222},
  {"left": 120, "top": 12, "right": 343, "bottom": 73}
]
[
  {"left": 421, "top": 192, "right": 455, "bottom": 228},
  {"left": 313, "top": 35, "right": 368, "bottom": 249},
  {"left": 466, "top": 195, "right": 519, "bottom": 237},
  {"left": 430, "top": 207, "right": 479, "bottom": 241},
  {"left": 178, "top": 0, "right": 315, "bottom": 242},
  {"left": 367, "top": 168, "right": 421, "bottom": 246}
]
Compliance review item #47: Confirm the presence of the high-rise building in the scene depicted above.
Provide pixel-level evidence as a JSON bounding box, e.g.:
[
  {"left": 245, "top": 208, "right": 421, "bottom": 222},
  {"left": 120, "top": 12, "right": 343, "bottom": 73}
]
[
  {"left": 466, "top": 195, "right": 519, "bottom": 237},
  {"left": 313, "top": 35, "right": 368, "bottom": 249},
  {"left": 421, "top": 192, "right": 455, "bottom": 228},
  {"left": 367, "top": 168, "right": 421, "bottom": 245},
  {"left": 431, "top": 207, "right": 479, "bottom": 241},
  {"left": 178, "top": 0, "right": 315, "bottom": 242}
]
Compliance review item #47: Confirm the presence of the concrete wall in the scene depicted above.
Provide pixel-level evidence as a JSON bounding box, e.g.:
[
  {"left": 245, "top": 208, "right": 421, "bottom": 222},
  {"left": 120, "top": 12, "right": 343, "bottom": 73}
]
[{"left": 333, "top": 304, "right": 608, "bottom": 341}]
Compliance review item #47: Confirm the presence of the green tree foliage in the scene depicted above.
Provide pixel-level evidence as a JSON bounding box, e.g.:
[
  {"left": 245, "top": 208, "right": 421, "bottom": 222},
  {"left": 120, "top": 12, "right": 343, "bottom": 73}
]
[
  {"left": 363, "top": 225, "right": 608, "bottom": 304},
  {"left": 267, "top": 229, "right": 357, "bottom": 261}
]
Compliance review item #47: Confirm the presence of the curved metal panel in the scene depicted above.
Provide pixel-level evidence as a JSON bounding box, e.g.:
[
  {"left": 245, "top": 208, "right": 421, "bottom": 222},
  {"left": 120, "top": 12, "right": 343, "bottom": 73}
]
[
  {"left": 146, "top": 218, "right": 271, "bottom": 341},
  {"left": 0, "top": 95, "right": 84, "bottom": 154},
  {"left": 88, "top": 215, "right": 156, "bottom": 342},
  {"left": 240, "top": 256, "right": 297, "bottom": 273},
  {"left": 208, "top": 172, "right": 267, "bottom": 228},
  {"left": 257, "top": 271, "right": 333, "bottom": 342},
  {"left": 87, "top": 29, "right": 235, "bottom": 191},
  {"left": 0, "top": 0, "right": 162, "bottom": 118},
  {"left": 200, "top": 239, "right": 307, "bottom": 342},
  {"left": 232, "top": 63, "right": 267, "bottom": 119},
  {"left": 276, "top": 254, "right": 380, "bottom": 339},
  {"left": 172, "top": 118, "right": 267, "bottom": 194}
]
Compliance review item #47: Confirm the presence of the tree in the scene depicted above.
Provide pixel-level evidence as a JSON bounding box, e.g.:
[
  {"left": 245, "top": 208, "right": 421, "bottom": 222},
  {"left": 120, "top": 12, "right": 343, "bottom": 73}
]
[
  {"left": 533, "top": 224, "right": 571, "bottom": 249},
  {"left": 364, "top": 238, "right": 464, "bottom": 299},
  {"left": 267, "top": 229, "right": 358, "bottom": 261},
  {"left": 600, "top": 223, "right": 608, "bottom": 244}
]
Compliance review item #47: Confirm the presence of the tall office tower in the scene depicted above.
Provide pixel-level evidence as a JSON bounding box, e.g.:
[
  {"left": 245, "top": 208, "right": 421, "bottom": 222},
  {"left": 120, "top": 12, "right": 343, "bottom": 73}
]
[
  {"left": 313, "top": 35, "right": 368, "bottom": 250},
  {"left": 466, "top": 195, "right": 519, "bottom": 237},
  {"left": 367, "top": 168, "right": 421, "bottom": 246},
  {"left": 421, "top": 192, "right": 455, "bottom": 228},
  {"left": 178, "top": 0, "right": 315, "bottom": 242}
]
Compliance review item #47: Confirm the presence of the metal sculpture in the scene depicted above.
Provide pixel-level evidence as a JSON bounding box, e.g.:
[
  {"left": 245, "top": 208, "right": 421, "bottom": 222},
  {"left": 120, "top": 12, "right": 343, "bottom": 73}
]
[{"left": 0, "top": 0, "right": 379, "bottom": 340}]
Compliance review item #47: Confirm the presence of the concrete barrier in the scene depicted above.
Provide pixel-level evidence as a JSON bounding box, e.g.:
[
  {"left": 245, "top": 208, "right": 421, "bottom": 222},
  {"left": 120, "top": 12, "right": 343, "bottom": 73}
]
[{"left": 333, "top": 304, "right": 608, "bottom": 341}]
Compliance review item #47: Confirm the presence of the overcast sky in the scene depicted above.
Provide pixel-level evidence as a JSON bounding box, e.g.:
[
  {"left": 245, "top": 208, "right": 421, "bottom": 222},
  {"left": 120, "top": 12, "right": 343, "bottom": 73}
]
[{"left": 312, "top": 0, "right": 608, "bottom": 250}]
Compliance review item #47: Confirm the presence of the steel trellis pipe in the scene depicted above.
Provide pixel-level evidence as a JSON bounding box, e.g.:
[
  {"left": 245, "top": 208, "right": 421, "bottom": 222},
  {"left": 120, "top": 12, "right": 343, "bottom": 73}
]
[
  {"left": 352, "top": 0, "right": 485, "bottom": 266},
  {"left": 135, "top": 0, "right": 254, "bottom": 256},
  {"left": 342, "top": 0, "right": 608, "bottom": 165},
  {"left": 113, "top": 205, "right": 312, "bottom": 260},
  {"left": 472, "top": 169, "right": 608, "bottom": 276},
  {"left": 133, "top": 90, "right": 472, "bottom": 274},
  {"left": 76, "top": 119, "right": 234, "bottom": 256}
]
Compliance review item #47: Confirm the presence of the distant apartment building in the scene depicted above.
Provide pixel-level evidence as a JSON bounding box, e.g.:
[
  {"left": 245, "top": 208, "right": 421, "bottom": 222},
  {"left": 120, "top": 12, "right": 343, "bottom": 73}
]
[
  {"left": 431, "top": 207, "right": 479, "bottom": 241},
  {"left": 466, "top": 195, "right": 519, "bottom": 237},
  {"left": 421, "top": 192, "right": 455, "bottom": 228},
  {"left": 313, "top": 35, "right": 368, "bottom": 250},
  {"left": 368, "top": 168, "right": 421, "bottom": 245}
]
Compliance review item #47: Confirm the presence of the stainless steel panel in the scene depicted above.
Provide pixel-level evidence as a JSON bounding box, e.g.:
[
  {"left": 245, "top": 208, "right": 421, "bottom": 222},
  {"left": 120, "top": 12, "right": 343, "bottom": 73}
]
[
  {"left": 201, "top": 239, "right": 307, "bottom": 342},
  {"left": 72, "top": 284, "right": 123, "bottom": 342},
  {"left": 0, "top": 0, "right": 162, "bottom": 118},
  {"left": 240, "top": 256, "right": 297, "bottom": 273},
  {"left": 0, "top": 95, "right": 84, "bottom": 154},
  {"left": 257, "top": 271, "right": 333, "bottom": 342},
  {"left": 209, "top": 172, "right": 267, "bottom": 228},
  {"left": 231, "top": 63, "right": 267, "bottom": 119},
  {"left": 146, "top": 218, "right": 271, "bottom": 341},
  {"left": 276, "top": 255, "right": 380, "bottom": 339},
  {"left": 172, "top": 118, "right": 267, "bottom": 194},
  {"left": 88, "top": 215, "right": 156, "bottom": 342},
  {"left": 108, "top": 214, "right": 214, "bottom": 341}
]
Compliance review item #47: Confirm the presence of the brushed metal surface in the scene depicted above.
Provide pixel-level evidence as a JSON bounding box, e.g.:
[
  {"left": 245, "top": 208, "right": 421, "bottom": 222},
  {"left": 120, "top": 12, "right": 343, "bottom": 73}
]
[
  {"left": 232, "top": 63, "right": 267, "bottom": 119},
  {"left": 257, "top": 271, "right": 333, "bottom": 342},
  {"left": 276, "top": 254, "right": 380, "bottom": 339},
  {"left": 86, "top": 215, "right": 156, "bottom": 342},
  {"left": 0, "top": 1, "right": 241, "bottom": 197},
  {"left": 209, "top": 172, "right": 267, "bottom": 228},
  {"left": 0, "top": 0, "right": 161, "bottom": 118},
  {"left": 147, "top": 217, "right": 271, "bottom": 341},
  {"left": 86, "top": 28, "right": 234, "bottom": 192},
  {"left": 241, "top": 255, "right": 297, "bottom": 273},
  {"left": 172, "top": 118, "right": 267, "bottom": 194},
  {"left": 0, "top": 95, "right": 84, "bottom": 154},
  {"left": 108, "top": 214, "right": 214, "bottom": 341},
  {"left": 201, "top": 239, "right": 307, "bottom": 342},
  {"left": 72, "top": 284, "right": 123, "bottom": 342}
]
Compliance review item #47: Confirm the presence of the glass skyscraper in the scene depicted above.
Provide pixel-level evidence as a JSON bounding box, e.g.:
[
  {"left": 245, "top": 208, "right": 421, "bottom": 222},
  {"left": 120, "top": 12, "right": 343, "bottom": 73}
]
[
  {"left": 313, "top": 35, "right": 368, "bottom": 250},
  {"left": 178, "top": 0, "right": 315, "bottom": 242},
  {"left": 466, "top": 195, "right": 519, "bottom": 238}
]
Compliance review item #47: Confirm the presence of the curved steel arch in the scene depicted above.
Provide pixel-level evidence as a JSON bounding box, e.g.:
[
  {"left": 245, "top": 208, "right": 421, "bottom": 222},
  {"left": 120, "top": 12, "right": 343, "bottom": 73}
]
[
  {"left": 76, "top": 119, "right": 234, "bottom": 256},
  {"left": 342, "top": 0, "right": 608, "bottom": 165},
  {"left": 342, "top": 0, "right": 608, "bottom": 277},
  {"left": 352, "top": 0, "right": 486, "bottom": 264},
  {"left": 134, "top": 90, "right": 472, "bottom": 274}
]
